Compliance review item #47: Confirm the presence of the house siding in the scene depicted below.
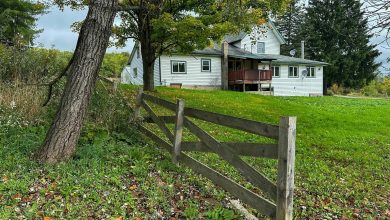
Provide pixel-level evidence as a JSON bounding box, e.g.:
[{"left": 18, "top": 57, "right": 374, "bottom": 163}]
[
  {"left": 272, "top": 65, "right": 323, "bottom": 96},
  {"left": 239, "top": 26, "right": 281, "bottom": 55},
  {"left": 121, "top": 46, "right": 160, "bottom": 86},
  {"left": 160, "top": 55, "right": 222, "bottom": 87}
]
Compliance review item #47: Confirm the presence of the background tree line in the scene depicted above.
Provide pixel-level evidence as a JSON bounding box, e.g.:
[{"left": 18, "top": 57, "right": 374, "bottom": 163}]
[{"left": 275, "top": 0, "right": 384, "bottom": 91}]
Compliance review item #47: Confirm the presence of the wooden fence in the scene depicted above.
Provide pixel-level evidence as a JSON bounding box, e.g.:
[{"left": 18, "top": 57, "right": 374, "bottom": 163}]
[{"left": 134, "top": 89, "right": 296, "bottom": 220}]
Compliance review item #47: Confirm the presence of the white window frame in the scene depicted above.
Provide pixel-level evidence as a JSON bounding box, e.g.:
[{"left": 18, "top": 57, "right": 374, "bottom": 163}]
[
  {"left": 307, "top": 66, "right": 315, "bottom": 78},
  {"left": 272, "top": 66, "right": 280, "bottom": 77},
  {"left": 171, "top": 60, "right": 187, "bottom": 74},
  {"left": 257, "top": 42, "right": 265, "bottom": 54},
  {"left": 201, "top": 58, "right": 211, "bottom": 72},
  {"left": 288, "top": 66, "right": 299, "bottom": 78}
]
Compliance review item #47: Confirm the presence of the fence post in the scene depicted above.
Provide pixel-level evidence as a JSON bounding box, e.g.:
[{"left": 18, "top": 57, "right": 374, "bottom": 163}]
[
  {"left": 276, "top": 116, "right": 296, "bottom": 220},
  {"left": 134, "top": 88, "right": 143, "bottom": 121},
  {"left": 172, "top": 99, "right": 185, "bottom": 164}
]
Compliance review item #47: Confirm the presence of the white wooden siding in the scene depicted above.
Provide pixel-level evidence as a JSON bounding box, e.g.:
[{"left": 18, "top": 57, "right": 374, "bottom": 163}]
[
  {"left": 121, "top": 46, "right": 160, "bottom": 86},
  {"left": 239, "top": 26, "right": 281, "bottom": 55},
  {"left": 272, "top": 65, "right": 323, "bottom": 96},
  {"left": 160, "top": 55, "right": 222, "bottom": 86}
]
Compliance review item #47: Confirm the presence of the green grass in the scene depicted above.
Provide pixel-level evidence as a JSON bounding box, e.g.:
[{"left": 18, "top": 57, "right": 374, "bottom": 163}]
[
  {"left": 0, "top": 106, "right": 240, "bottom": 219},
  {"left": 122, "top": 85, "right": 390, "bottom": 219}
]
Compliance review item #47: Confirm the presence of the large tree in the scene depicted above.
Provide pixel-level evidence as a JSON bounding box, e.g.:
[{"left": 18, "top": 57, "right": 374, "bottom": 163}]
[
  {"left": 274, "top": 0, "right": 305, "bottom": 55},
  {"left": 0, "top": 0, "right": 46, "bottom": 46},
  {"left": 37, "top": 0, "right": 118, "bottom": 163},
  {"left": 301, "top": 0, "right": 381, "bottom": 88},
  {"left": 114, "top": 0, "right": 290, "bottom": 91},
  {"left": 38, "top": 0, "right": 290, "bottom": 163}
]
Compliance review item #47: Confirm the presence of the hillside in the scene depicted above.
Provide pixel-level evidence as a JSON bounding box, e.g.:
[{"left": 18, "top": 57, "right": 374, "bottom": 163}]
[{"left": 122, "top": 86, "right": 390, "bottom": 218}]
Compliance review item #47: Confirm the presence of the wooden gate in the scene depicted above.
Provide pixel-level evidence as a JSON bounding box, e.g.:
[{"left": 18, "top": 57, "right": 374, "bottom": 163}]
[{"left": 134, "top": 89, "right": 296, "bottom": 220}]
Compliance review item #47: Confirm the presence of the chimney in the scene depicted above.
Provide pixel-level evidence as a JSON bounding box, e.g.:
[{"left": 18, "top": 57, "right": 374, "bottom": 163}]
[{"left": 301, "top": 41, "right": 305, "bottom": 59}]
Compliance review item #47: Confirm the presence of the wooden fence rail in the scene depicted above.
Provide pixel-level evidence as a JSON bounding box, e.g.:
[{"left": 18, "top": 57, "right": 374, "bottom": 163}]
[{"left": 134, "top": 89, "right": 296, "bottom": 220}]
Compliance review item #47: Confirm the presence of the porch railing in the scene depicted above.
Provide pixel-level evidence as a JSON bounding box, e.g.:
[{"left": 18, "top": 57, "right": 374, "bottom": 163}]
[{"left": 229, "top": 69, "right": 273, "bottom": 81}]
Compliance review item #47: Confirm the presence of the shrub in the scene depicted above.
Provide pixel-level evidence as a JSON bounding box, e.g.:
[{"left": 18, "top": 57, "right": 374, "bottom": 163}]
[{"left": 330, "top": 83, "right": 343, "bottom": 95}]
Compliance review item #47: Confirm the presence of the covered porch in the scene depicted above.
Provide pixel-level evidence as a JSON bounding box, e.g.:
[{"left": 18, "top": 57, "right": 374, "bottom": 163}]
[{"left": 227, "top": 58, "right": 274, "bottom": 92}]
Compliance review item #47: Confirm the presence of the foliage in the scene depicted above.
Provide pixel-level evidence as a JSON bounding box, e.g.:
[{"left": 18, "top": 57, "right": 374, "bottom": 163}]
[
  {"left": 300, "top": 0, "right": 381, "bottom": 89},
  {"left": 100, "top": 52, "right": 129, "bottom": 78},
  {"left": 360, "top": 76, "right": 390, "bottom": 97},
  {"left": 121, "top": 86, "right": 390, "bottom": 219},
  {"left": 274, "top": 0, "right": 305, "bottom": 56},
  {"left": 0, "top": 44, "right": 72, "bottom": 83},
  {"left": 0, "top": 0, "right": 46, "bottom": 46}
]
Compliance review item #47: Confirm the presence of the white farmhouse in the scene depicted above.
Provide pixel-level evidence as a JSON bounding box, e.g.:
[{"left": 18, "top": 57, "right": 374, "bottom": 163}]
[{"left": 121, "top": 22, "right": 328, "bottom": 96}]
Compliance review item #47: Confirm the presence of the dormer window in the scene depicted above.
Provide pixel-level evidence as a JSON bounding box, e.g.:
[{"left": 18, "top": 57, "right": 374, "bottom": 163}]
[{"left": 257, "top": 42, "right": 265, "bottom": 54}]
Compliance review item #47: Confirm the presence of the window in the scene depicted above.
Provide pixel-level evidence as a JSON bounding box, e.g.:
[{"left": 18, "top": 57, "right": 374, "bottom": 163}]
[
  {"left": 201, "top": 59, "right": 211, "bottom": 72},
  {"left": 171, "top": 60, "right": 186, "bottom": 74},
  {"left": 306, "top": 66, "right": 315, "bottom": 77},
  {"left": 257, "top": 42, "right": 265, "bottom": 54},
  {"left": 272, "top": 66, "right": 280, "bottom": 77},
  {"left": 133, "top": 68, "right": 138, "bottom": 77},
  {"left": 288, "top": 66, "right": 299, "bottom": 78}
]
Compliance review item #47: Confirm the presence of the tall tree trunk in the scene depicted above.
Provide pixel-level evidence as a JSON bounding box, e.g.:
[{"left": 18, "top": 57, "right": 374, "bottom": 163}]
[
  {"left": 37, "top": 0, "right": 118, "bottom": 164},
  {"left": 139, "top": 9, "right": 156, "bottom": 91}
]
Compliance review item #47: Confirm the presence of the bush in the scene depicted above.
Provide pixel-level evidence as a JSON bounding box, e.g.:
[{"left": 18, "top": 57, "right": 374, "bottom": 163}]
[
  {"left": 0, "top": 44, "right": 72, "bottom": 83},
  {"left": 360, "top": 77, "right": 390, "bottom": 97},
  {"left": 330, "top": 83, "right": 344, "bottom": 95}
]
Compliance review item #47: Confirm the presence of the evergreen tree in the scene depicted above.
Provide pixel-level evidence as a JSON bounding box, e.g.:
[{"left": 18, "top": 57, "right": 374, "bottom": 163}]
[
  {"left": 274, "top": 0, "right": 305, "bottom": 56},
  {"left": 0, "top": 0, "right": 46, "bottom": 46},
  {"left": 301, "top": 0, "right": 381, "bottom": 88}
]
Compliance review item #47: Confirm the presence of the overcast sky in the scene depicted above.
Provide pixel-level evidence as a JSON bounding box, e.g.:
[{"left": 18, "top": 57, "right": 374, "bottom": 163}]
[
  {"left": 35, "top": 6, "right": 388, "bottom": 73},
  {"left": 35, "top": 6, "right": 134, "bottom": 53}
]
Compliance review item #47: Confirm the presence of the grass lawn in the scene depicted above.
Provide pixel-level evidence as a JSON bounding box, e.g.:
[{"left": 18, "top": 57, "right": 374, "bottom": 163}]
[
  {"left": 122, "top": 86, "right": 390, "bottom": 219},
  {"left": 0, "top": 101, "right": 240, "bottom": 219}
]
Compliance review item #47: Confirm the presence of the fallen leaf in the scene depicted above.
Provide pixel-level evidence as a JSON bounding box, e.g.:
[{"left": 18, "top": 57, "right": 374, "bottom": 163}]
[
  {"left": 135, "top": 217, "right": 141, "bottom": 220},
  {"left": 11, "top": 193, "right": 22, "bottom": 200},
  {"left": 44, "top": 217, "right": 52, "bottom": 220},
  {"left": 115, "top": 217, "right": 123, "bottom": 220},
  {"left": 1, "top": 176, "right": 9, "bottom": 182},
  {"left": 129, "top": 185, "right": 137, "bottom": 191}
]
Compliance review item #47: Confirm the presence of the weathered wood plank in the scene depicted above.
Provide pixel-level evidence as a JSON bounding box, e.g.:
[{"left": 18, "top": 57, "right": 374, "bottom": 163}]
[
  {"left": 173, "top": 99, "right": 185, "bottom": 164},
  {"left": 139, "top": 125, "right": 277, "bottom": 218},
  {"left": 134, "top": 88, "right": 143, "bottom": 121},
  {"left": 181, "top": 142, "right": 278, "bottom": 159},
  {"left": 184, "top": 118, "right": 277, "bottom": 201},
  {"left": 141, "top": 100, "right": 174, "bottom": 143},
  {"left": 181, "top": 153, "right": 276, "bottom": 218},
  {"left": 138, "top": 125, "right": 172, "bottom": 153},
  {"left": 144, "top": 116, "right": 176, "bottom": 124},
  {"left": 276, "top": 117, "right": 296, "bottom": 220},
  {"left": 142, "top": 93, "right": 176, "bottom": 111},
  {"left": 141, "top": 94, "right": 278, "bottom": 139},
  {"left": 184, "top": 108, "right": 279, "bottom": 139}
]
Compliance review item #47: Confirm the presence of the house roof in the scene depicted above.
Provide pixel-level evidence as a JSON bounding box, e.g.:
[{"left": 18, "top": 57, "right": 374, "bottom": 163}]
[
  {"left": 222, "top": 21, "right": 287, "bottom": 45},
  {"left": 191, "top": 44, "right": 328, "bottom": 65},
  {"left": 127, "top": 41, "right": 140, "bottom": 65},
  {"left": 266, "top": 54, "right": 329, "bottom": 65},
  {"left": 192, "top": 47, "right": 222, "bottom": 56},
  {"left": 224, "top": 32, "right": 247, "bottom": 44}
]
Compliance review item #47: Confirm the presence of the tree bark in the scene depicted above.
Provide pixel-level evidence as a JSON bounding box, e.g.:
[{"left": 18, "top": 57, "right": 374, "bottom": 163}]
[
  {"left": 138, "top": 6, "right": 156, "bottom": 91},
  {"left": 37, "top": 0, "right": 118, "bottom": 164}
]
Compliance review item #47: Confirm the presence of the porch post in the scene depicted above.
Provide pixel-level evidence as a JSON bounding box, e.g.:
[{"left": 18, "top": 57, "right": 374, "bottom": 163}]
[{"left": 221, "top": 41, "right": 229, "bottom": 90}]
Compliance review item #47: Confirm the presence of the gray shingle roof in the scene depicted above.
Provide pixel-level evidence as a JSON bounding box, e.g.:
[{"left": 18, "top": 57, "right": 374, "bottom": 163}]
[
  {"left": 224, "top": 32, "right": 247, "bottom": 43},
  {"left": 190, "top": 45, "right": 329, "bottom": 65}
]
